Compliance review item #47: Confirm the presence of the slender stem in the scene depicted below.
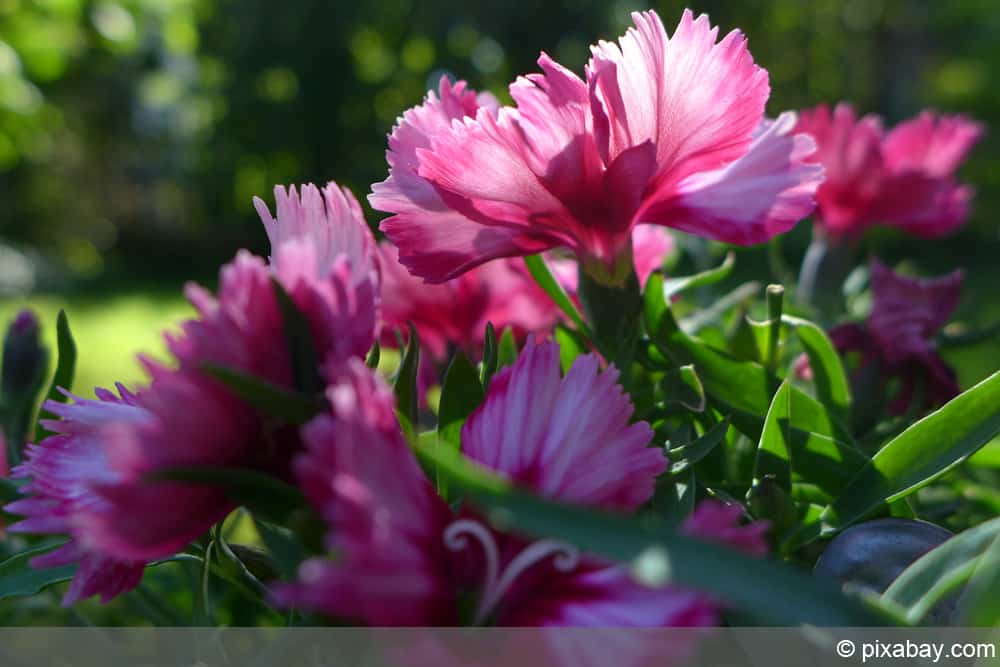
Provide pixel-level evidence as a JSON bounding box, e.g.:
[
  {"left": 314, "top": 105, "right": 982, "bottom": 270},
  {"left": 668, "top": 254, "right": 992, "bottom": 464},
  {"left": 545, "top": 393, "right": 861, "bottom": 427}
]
[
  {"left": 199, "top": 540, "right": 215, "bottom": 625},
  {"left": 576, "top": 263, "right": 641, "bottom": 369},
  {"left": 766, "top": 285, "right": 785, "bottom": 375},
  {"left": 796, "top": 232, "right": 856, "bottom": 324}
]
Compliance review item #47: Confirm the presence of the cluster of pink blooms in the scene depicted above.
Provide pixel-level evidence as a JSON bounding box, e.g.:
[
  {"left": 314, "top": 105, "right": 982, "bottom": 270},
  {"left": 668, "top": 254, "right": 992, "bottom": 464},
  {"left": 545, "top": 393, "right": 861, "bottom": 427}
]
[
  {"left": 796, "top": 104, "right": 981, "bottom": 239},
  {"left": 3, "top": 8, "right": 981, "bottom": 625}
]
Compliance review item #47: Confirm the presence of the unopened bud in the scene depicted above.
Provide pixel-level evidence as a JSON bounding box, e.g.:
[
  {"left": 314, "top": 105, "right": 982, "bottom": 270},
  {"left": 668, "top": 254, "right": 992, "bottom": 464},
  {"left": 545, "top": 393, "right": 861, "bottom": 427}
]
[{"left": 2, "top": 309, "right": 47, "bottom": 401}]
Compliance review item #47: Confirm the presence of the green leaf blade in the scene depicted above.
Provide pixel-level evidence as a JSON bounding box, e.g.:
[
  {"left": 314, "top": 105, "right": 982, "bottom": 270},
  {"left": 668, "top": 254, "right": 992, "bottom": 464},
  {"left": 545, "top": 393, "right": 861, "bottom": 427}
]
[
  {"left": 271, "top": 277, "right": 323, "bottom": 394},
  {"left": 823, "top": 371, "right": 1000, "bottom": 531},
  {"left": 201, "top": 363, "right": 324, "bottom": 425},
  {"left": 662, "top": 252, "right": 735, "bottom": 299},
  {"left": 34, "top": 310, "right": 76, "bottom": 440},
  {"left": 755, "top": 380, "right": 793, "bottom": 491},
  {"left": 784, "top": 315, "right": 852, "bottom": 424},
  {"left": 0, "top": 544, "right": 76, "bottom": 601},
  {"left": 393, "top": 324, "right": 421, "bottom": 439},
  {"left": 523, "top": 255, "right": 593, "bottom": 341},
  {"left": 438, "top": 351, "right": 485, "bottom": 452}
]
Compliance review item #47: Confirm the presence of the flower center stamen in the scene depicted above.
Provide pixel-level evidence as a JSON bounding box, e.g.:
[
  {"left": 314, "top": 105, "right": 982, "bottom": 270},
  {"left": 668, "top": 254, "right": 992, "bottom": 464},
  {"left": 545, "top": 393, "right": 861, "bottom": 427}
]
[{"left": 443, "top": 518, "right": 580, "bottom": 625}]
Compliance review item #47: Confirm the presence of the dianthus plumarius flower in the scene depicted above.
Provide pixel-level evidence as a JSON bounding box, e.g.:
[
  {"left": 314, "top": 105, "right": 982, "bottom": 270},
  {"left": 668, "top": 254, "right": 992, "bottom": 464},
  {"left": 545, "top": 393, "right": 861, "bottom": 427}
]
[
  {"left": 795, "top": 103, "right": 982, "bottom": 239},
  {"left": 6, "top": 385, "right": 148, "bottom": 604},
  {"left": 5, "top": 181, "right": 380, "bottom": 604},
  {"left": 378, "top": 242, "right": 560, "bottom": 363},
  {"left": 275, "top": 340, "right": 768, "bottom": 626},
  {"left": 371, "top": 9, "right": 822, "bottom": 285},
  {"left": 378, "top": 224, "right": 673, "bottom": 361},
  {"left": 802, "top": 260, "right": 964, "bottom": 416}
]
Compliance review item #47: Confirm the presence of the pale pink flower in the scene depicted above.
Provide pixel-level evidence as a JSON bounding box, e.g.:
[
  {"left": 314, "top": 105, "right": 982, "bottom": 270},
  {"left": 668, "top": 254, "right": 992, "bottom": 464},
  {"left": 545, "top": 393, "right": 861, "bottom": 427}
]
[
  {"left": 372, "top": 10, "right": 820, "bottom": 284},
  {"left": 276, "top": 341, "right": 767, "bottom": 626},
  {"left": 795, "top": 103, "right": 982, "bottom": 238}
]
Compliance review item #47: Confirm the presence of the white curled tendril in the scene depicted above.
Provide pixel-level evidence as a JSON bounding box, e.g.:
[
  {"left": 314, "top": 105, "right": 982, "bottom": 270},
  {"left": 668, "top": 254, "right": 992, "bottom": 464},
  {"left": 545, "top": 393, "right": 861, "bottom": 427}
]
[{"left": 443, "top": 518, "right": 580, "bottom": 625}]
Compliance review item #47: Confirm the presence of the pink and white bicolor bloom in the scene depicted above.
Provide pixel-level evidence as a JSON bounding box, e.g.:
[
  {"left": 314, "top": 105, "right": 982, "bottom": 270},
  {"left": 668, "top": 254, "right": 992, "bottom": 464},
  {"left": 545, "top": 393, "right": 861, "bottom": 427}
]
[
  {"left": 275, "top": 340, "right": 768, "bottom": 626},
  {"left": 795, "top": 103, "right": 982, "bottom": 239},
  {"left": 6, "top": 181, "right": 381, "bottom": 604},
  {"left": 371, "top": 10, "right": 821, "bottom": 285},
  {"left": 822, "top": 261, "right": 964, "bottom": 414},
  {"left": 255, "top": 183, "right": 381, "bottom": 361}
]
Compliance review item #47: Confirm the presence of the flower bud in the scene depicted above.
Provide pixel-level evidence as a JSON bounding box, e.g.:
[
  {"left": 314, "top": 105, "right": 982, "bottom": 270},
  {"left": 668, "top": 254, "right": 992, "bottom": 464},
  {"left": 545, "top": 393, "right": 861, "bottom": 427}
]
[{"left": 1, "top": 309, "right": 47, "bottom": 402}]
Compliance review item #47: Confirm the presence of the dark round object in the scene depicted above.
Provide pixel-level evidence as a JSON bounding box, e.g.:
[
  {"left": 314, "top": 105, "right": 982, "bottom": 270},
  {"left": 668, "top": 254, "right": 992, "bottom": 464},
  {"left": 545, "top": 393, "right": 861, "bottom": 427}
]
[{"left": 814, "top": 518, "right": 956, "bottom": 624}]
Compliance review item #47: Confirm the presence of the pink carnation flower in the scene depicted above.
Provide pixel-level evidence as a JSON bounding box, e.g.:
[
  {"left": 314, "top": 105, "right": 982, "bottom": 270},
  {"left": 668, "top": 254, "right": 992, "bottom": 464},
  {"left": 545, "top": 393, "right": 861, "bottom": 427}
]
[
  {"left": 371, "top": 10, "right": 821, "bottom": 285},
  {"left": 6, "top": 181, "right": 381, "bottom": 604},
  {"left": 795, "top": 103, "right": 982, "bottom": 239},
  {"left": 822, "top": 261, "right": 963, "bottom": 415},
  {"left": 379, "top": 242, "right": 559, "bottom": 362},
  {"left": 255, "top": 183, "right": 381, "bottom": 361},
  {"left": 378, "top": 224, "right": 673, "bottom": 364},
  {"left": 275, "top": 341, "right": 767, "bottom": 626},
  {"left": 6, "top": 386, "right": 148, "bottom": 605}
]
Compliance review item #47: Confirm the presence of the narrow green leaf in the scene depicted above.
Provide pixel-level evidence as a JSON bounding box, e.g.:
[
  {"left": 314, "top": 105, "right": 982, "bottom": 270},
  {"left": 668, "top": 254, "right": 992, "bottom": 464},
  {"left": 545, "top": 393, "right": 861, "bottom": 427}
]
[
  {"left": 784, "top": 315, "right": 852, "bottom": 424},
  {"left": 438, "top": 351, "right": 484, "bottom": 452},
  {"left": 497, "top": 327, "right": 518, "bottom": 370},
  {"left": 644, "top": 274, "right": 865, "bottom": 498},
  {"left": 668, "top": 417, "right": 730, "bottom": 476},
  {"left": 755, "top": 381, "right": 793, "bottom": 491},
  {"left": 958, "top": 531, "right": 1000, "bottom": 626},
  {"left": 420, "top": 443, "right": 895, "bottom": 627},
  {"left": 823, "top": 371, "right": 1000, "bottom": 531},
  {"left": 554, "top": 324, "right": 587, "bottom": 373},
  {"left": 150, "top": 466, "right": 307, "bottom": 523},
  {"left": 679, "top": 283, "right": 760, "bottom": 335},
  {"left": 271, "top": 277, "right": 323, "bottom": 394},
  {"left": 252, "top": 517, "right": 305, "bottom": 580},
  {"left": 661, "top": 365, "right": 706, "bottom": 412},
  {"left": 662, "top": 252, "right": 735, "bottom": 299},
  {"left": 393, "top": 324, "right": 421, "bottom": 438},
  {"left": 653, "top": 469, "right": 696, "bottom": 526},
  {"left": 44, "top": 310, "right": 75, "bottom": 402},
  {"left": 523, "top": 255, "right": 593, "bottom": 340},
  {"left": 780, "top": 504, "right": 826, "bottom": 553},
  {"left": 645, "top": 275, "right": 853, "bottom": 444},
  {"left": 35, "top": 310, "right": 76, "bottom": 439},
  {"left": 764, "top": 284, "right": 784, "bottom": 374},
  {"left": 481, "top": 322, "right": 498, "bottom": 387},
  {"left": 365, "top": 341, "right": 380, "bottom": 369},
  {"left": 883, "top": 517, "right": 1000, "bottom": 625},
  {"left": 0, "top": 544, "right": 76, "bottom": 600},
  {"left": 201, "top": 363, "right": 324, "bottom": 424}
]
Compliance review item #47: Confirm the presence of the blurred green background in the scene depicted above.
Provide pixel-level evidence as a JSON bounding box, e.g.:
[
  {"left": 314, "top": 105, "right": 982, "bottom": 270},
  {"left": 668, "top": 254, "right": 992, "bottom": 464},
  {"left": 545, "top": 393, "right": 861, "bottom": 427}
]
[{"left": 1, "top": 0, "right": 998, "bottom": 395}]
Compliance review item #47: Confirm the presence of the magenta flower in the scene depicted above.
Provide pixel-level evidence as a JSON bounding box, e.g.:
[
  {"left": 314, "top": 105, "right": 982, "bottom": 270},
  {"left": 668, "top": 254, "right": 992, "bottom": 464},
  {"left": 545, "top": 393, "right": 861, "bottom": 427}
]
[
  {"left": 371, "top": 10, "right": 821, "bottom": 285},
  {"left": 6, "top": 386, "right": 149, "bottom": 604},
  {"left": 6, "top": 181, "right": 381, "bottom": 602},
  {"left": 255, "top": 183, "right": 381, "bottom": 362},
  {"left": 275, "top": 341, "right": 767, "bottom": 626},
  {"left": 379, "top": 242, "right": 560, "bottom": 362},
  {"left": 795, "top": 103, "right": 982, "bottom": 239},
  {"left": 828, "top": 260, "right": 963, "bottom": 414}
]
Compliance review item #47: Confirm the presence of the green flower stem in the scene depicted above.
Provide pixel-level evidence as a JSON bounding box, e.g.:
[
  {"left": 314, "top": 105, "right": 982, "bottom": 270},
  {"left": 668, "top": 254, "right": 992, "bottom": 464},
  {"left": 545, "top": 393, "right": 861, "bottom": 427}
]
[{"left": 796, "top": 231, "right": 856, "bottom": 324}]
